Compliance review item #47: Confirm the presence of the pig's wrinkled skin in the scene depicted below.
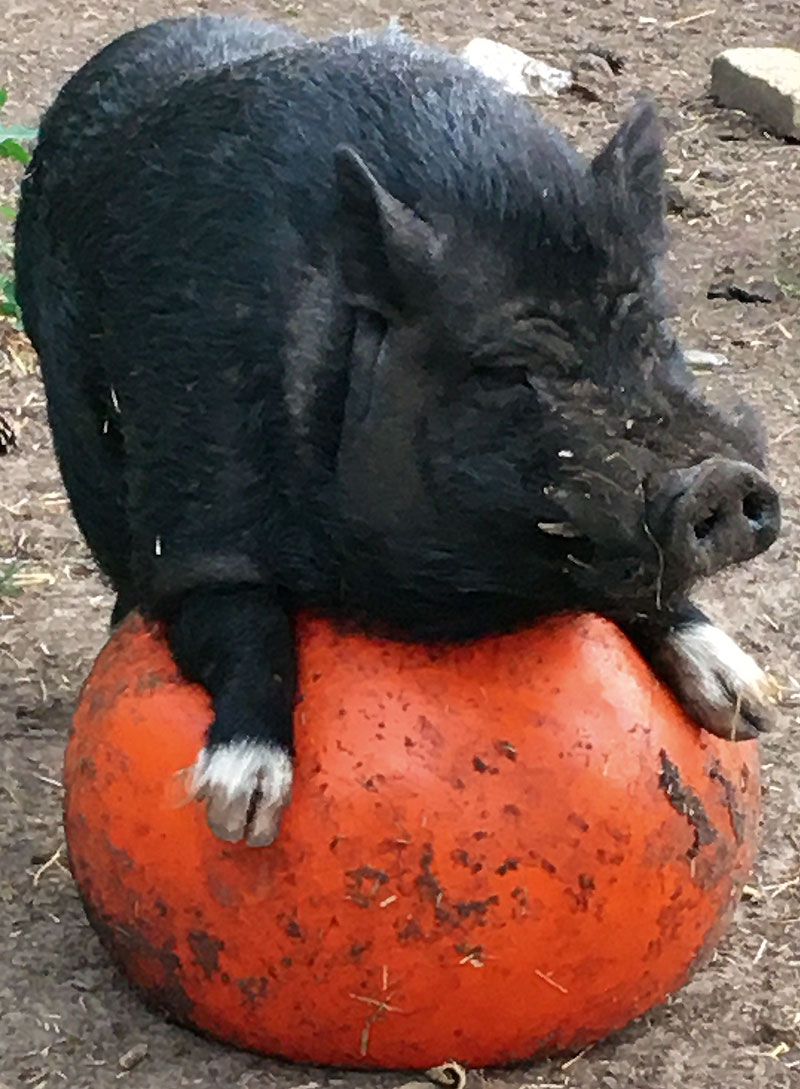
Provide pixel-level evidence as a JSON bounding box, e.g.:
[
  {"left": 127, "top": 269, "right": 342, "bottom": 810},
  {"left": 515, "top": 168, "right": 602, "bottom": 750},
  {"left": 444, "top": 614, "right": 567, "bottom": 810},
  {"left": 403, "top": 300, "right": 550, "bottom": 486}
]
[{"left": 15, "top": 16, "right": 780, "bottom": 845}]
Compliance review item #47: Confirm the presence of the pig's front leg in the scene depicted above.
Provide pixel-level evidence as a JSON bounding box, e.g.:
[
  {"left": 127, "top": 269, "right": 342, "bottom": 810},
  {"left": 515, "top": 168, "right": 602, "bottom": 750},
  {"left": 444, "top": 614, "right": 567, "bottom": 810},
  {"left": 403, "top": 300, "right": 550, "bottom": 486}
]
[
  {"left": 167, "top": 585, "right": 296, "bottom": 846},
  {"left": 626, "top": 603, "right": 776, "bottom": 740}
]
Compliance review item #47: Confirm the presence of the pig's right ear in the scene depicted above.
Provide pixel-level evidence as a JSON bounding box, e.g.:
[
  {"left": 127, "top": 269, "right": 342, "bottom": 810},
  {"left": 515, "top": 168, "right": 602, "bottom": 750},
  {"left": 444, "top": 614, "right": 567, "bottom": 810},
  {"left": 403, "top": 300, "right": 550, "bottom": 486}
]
[
  {"left": 333, "top": 146, "right": 443, "bottom": 315},
  {"left": 590, "top": 100, "right": 666, "bottom": 251}
]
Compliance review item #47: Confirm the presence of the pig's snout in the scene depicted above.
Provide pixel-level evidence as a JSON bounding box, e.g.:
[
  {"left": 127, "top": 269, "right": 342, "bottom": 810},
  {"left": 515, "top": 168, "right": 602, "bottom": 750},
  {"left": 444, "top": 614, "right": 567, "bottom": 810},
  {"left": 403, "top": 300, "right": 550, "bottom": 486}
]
[{"left": 649, "top": 458, "right": 780, "bottom": 580}]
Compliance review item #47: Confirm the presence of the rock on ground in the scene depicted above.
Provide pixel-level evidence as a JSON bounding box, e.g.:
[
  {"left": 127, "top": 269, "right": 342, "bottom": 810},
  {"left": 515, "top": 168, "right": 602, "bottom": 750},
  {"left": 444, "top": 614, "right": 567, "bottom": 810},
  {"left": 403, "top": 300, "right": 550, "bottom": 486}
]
[
  {"left": 711, "top": 47, "right": 800, "bottom": 139},
  {"left": 461, "top": 37, "right": 572, "bottom": 97}
]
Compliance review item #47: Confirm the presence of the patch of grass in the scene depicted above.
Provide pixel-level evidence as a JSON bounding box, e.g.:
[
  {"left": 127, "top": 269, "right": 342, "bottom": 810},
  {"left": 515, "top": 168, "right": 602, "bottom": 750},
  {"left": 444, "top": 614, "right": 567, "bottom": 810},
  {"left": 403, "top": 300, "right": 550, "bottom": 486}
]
[
  {"left": 0, "top": 88, "right": 38, "bottom": 326},
  {"left": 0, "top": 560, "right": 24, "bottom": 597}
]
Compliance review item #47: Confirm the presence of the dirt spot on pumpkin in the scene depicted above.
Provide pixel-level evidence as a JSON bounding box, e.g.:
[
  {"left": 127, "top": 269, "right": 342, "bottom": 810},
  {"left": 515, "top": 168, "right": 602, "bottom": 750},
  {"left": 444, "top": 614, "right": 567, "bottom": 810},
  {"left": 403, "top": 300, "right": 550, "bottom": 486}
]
[
  {"left": 188, "top": 930, "right": 224, "bottom": 979},
  {"left": 707, "top": 758, "right": 746, "bottom": 845},
  {"left": 658, "top": 750, "right": 718, "bottom": 860}
]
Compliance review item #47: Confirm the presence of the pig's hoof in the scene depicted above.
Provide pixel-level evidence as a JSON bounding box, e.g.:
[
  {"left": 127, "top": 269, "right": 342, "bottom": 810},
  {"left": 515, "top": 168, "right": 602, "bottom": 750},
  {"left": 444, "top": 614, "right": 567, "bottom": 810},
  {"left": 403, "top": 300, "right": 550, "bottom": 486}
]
[
  {"left": 658, "top": 622, "right": 778, "bottom": 740},
  {"left": 187, "top": 741, "right": 293, "bottom": 846}
]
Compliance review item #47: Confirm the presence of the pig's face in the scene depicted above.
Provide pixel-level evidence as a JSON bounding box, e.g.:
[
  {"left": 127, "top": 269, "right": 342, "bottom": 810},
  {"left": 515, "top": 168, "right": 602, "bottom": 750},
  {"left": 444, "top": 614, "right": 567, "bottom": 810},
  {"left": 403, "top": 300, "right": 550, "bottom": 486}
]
[{"left": 333, "top": 103, "right": 779, "bottom": 626}]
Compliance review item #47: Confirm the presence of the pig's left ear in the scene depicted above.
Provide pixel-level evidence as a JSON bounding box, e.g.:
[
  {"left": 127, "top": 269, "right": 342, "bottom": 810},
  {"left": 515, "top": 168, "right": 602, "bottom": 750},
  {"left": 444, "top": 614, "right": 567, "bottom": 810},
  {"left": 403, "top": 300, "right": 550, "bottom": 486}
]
[
  {"left": 333, "top": 146, "right": 443, "bottom": 315},
  {"left": 590, "top": 100, "right": 665, "bottom": 250}
]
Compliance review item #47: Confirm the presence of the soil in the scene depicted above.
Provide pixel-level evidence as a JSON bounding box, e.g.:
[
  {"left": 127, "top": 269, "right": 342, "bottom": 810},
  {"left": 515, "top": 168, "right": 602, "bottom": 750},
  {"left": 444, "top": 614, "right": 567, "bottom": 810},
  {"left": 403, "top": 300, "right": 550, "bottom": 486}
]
[{"left": 0, "top": 0, "right": 798, "bottom": 1087}]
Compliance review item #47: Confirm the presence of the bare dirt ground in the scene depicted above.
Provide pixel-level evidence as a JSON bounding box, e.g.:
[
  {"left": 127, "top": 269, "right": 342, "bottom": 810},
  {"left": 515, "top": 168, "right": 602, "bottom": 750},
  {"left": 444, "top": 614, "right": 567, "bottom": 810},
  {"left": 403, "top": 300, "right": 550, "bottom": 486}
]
[{"left": 1, "top": 0, "right": 799, "bottom": 1086}]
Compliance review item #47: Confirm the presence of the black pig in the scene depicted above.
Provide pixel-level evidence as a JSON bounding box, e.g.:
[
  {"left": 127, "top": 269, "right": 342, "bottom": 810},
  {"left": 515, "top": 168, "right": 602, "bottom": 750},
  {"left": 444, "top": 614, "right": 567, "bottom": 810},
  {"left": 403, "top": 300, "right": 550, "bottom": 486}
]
[{"left": 15, "top": 16, "right": 780, "bottom": 845}]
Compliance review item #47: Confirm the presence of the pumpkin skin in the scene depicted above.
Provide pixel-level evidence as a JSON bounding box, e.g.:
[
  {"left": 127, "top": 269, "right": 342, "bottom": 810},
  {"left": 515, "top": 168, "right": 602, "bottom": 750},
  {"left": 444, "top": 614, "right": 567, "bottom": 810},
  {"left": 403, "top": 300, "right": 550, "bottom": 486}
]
[{"left": 63, "top": 611, "right": 759, "bottom": 1069}]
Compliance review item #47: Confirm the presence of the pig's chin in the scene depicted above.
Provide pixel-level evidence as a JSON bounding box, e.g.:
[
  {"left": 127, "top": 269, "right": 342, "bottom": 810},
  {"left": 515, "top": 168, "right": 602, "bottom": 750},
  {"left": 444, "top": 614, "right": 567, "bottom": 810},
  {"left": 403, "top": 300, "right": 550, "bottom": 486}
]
[{"left": 565, "top": 544, "right": 687, "bottom": 623}]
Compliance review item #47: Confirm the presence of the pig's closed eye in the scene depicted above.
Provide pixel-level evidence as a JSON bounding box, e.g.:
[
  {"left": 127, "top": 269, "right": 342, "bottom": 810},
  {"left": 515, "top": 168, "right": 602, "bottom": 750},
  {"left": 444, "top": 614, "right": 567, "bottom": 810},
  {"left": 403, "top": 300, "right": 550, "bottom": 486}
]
[
  {"left": 474, "top": 364, "right": 533, "bottom": 392},
  {"left": 352, "top": 308, "right": 388, "bottom": 366}
]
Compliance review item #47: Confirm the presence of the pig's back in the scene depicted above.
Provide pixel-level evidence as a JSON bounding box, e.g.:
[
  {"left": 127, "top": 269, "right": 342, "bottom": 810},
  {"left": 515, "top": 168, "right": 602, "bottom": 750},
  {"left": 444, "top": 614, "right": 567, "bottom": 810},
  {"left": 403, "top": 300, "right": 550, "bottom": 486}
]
[
  {"left": 18, "top": 25, "right": 586, "bottom": 413},
  {"left": 36, "top": 28, "right": 583, "bottom": 269}
]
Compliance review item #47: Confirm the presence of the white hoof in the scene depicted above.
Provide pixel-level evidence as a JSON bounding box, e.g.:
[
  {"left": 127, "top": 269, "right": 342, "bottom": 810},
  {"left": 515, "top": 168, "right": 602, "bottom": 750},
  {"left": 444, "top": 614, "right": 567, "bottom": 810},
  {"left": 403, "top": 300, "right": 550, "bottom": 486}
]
[
  {"left": 188, "top": 740, "right": 293, "bottom": 846},
  {"left": 658, "top": 622, "right": 777, "bottom": 740}
]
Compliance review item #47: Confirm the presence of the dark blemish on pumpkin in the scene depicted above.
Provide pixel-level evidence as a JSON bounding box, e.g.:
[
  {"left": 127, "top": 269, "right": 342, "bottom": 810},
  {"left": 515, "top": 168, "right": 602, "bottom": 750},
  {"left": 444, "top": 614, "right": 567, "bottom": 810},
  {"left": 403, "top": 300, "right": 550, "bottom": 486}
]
[
  {"left": 604, "top": 824, "right": 632, "bottom": 845},
  {"left": 284, "top": 918, "right": 304, "bottom": 940},
  {"left": 496, "top": 857, "right": 520, "bottom": 876},
  {"left": 473, "top": 755, "right": 489, "bottom": 773},
  {"left": 455, "top": 942, "right": 485, "bottom": 965},
  {"left": 349, "top": 941, "right": 369, "bottom": 962},
  {"left": 473, "top": 830, "right": 488, "bottom": 841},
  {"left": 135, "top": 670, "right": 165, "bottom": 694},
  {"left": 454, "top": 896, "right": 499, "bottom": 919},
  {"left": 595, "top": 848, "right": 625, "bottom": 866},
  {"left": 281, "top": 957, "right": 292, "bottom": 968},
  {"left": 708, "top": 759, "right": 746, "bottom": 845},
  {"left": 646, "top": 936, "right": 663, "bottom": 960},
  {"left": 494, "top": 739, "right": 517, "bottom": 761},
  {"left": 418, "top": 715, "right": 444, "bottom": 746},
  {"left": 397, "top": 917, "right": 425, "bottom": 943},
  {"left": 78, "top": 756, "right": 97, "bottom": 779},
  {"left": 659, "top": 749, "right": 718, "bottom": 860},
  {"left": 527, "top": 851, "right": 557, "bottom": 875},
  {"left": 416, "top": 844, "right": 454, "bottom": 925},
  {"left": 154, "top": 899, "right": 168, "bottom": 917},
  {"left": 417, "top": 844, "right": 498, "bottom": 929},
  {"left": 503, "top": 803, "right": 521, "bottom": 818},
  {"left": 453, "top": 778, "right": 466, "bottom": 790},
  {"left": 188, "top": 931, "right": 224, "bottom": 979},
  {"left": 567, "top": 813, "right": 589, "bottom": 832},
  {"left": 104, "top": 836, "right": 135, "bottom": 873},
  {"left": 565, "top": 874, "right": 595, "bottom": 913},
  {"left": 345, "top": 865, "right": 389, "bottom": 908},
  {"left": 404, "top": 736, "right": 416, "bottom": 748},
  {"left": 237, "top": 976, "right": 268, "bottom": 1006},
  {"left": 417, "top": 845, "right": 442, "bottom": 904},
  {"left": 451, "top": 848, "right": 482, "bottom": 874}
]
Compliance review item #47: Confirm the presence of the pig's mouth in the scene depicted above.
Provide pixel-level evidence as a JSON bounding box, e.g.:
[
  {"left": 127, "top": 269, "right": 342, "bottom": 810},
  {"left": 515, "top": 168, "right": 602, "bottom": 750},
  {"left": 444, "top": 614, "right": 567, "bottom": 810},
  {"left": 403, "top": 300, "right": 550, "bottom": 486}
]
[{"left": 537, "top": 455, "right": 780, "bottom": 617}]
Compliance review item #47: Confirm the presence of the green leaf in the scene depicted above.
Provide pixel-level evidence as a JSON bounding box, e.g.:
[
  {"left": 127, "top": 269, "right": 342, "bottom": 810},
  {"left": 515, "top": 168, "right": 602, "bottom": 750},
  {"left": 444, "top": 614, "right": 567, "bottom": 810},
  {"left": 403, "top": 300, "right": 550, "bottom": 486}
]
[
  {"left": 0, "top": 204, "right": 15, "bottom": 221},
  {"left": 0, "top": 88, "right": 7, "bottom": 110},
  {"left": 0, "top": 275, "right": 18, "bottom": 303},
  {"left": 0, "top": 138, "right": 30, "bottom": 164}
]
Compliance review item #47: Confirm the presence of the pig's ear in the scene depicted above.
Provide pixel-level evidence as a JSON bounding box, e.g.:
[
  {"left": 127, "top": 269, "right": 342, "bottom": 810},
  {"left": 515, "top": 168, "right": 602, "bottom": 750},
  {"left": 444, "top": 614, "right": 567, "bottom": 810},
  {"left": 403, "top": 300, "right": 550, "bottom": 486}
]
[
  {"left": 590, "top": 100, "right": 665, "bottom": 248},
  {"left": 333, "top": 146, "right": 443, "bottom": 314}
]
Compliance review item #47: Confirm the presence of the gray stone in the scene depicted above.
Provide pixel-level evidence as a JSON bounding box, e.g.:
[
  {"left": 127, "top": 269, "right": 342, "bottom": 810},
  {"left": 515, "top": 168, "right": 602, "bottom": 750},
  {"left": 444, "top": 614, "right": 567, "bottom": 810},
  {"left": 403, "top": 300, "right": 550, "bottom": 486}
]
[
  {"left": 684, "top": 349, "right": 729, "bottom": 371},
  {"left": 461, "top": 38, "right": 572, "bottom": 98},
  {"left": 711, "top": 47, "right": 800, "bottom": 139},
  {"left": 118, "top": 1043, "right": 149, "bottom": 1070}
]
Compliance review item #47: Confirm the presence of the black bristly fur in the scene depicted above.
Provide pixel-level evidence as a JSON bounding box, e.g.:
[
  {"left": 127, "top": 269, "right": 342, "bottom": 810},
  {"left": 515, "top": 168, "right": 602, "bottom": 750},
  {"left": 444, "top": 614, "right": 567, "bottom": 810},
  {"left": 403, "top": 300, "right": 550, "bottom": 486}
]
[{"left": 15, "top": 17, "right": 775, "bottom": 763}]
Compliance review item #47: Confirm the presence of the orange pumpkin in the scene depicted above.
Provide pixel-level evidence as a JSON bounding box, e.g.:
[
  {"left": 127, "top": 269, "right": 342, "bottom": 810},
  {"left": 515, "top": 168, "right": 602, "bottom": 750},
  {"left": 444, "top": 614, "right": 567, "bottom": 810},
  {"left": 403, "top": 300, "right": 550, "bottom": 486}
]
[{"left": 63, "top": 611, "right": 759, "bottom": 1069}]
